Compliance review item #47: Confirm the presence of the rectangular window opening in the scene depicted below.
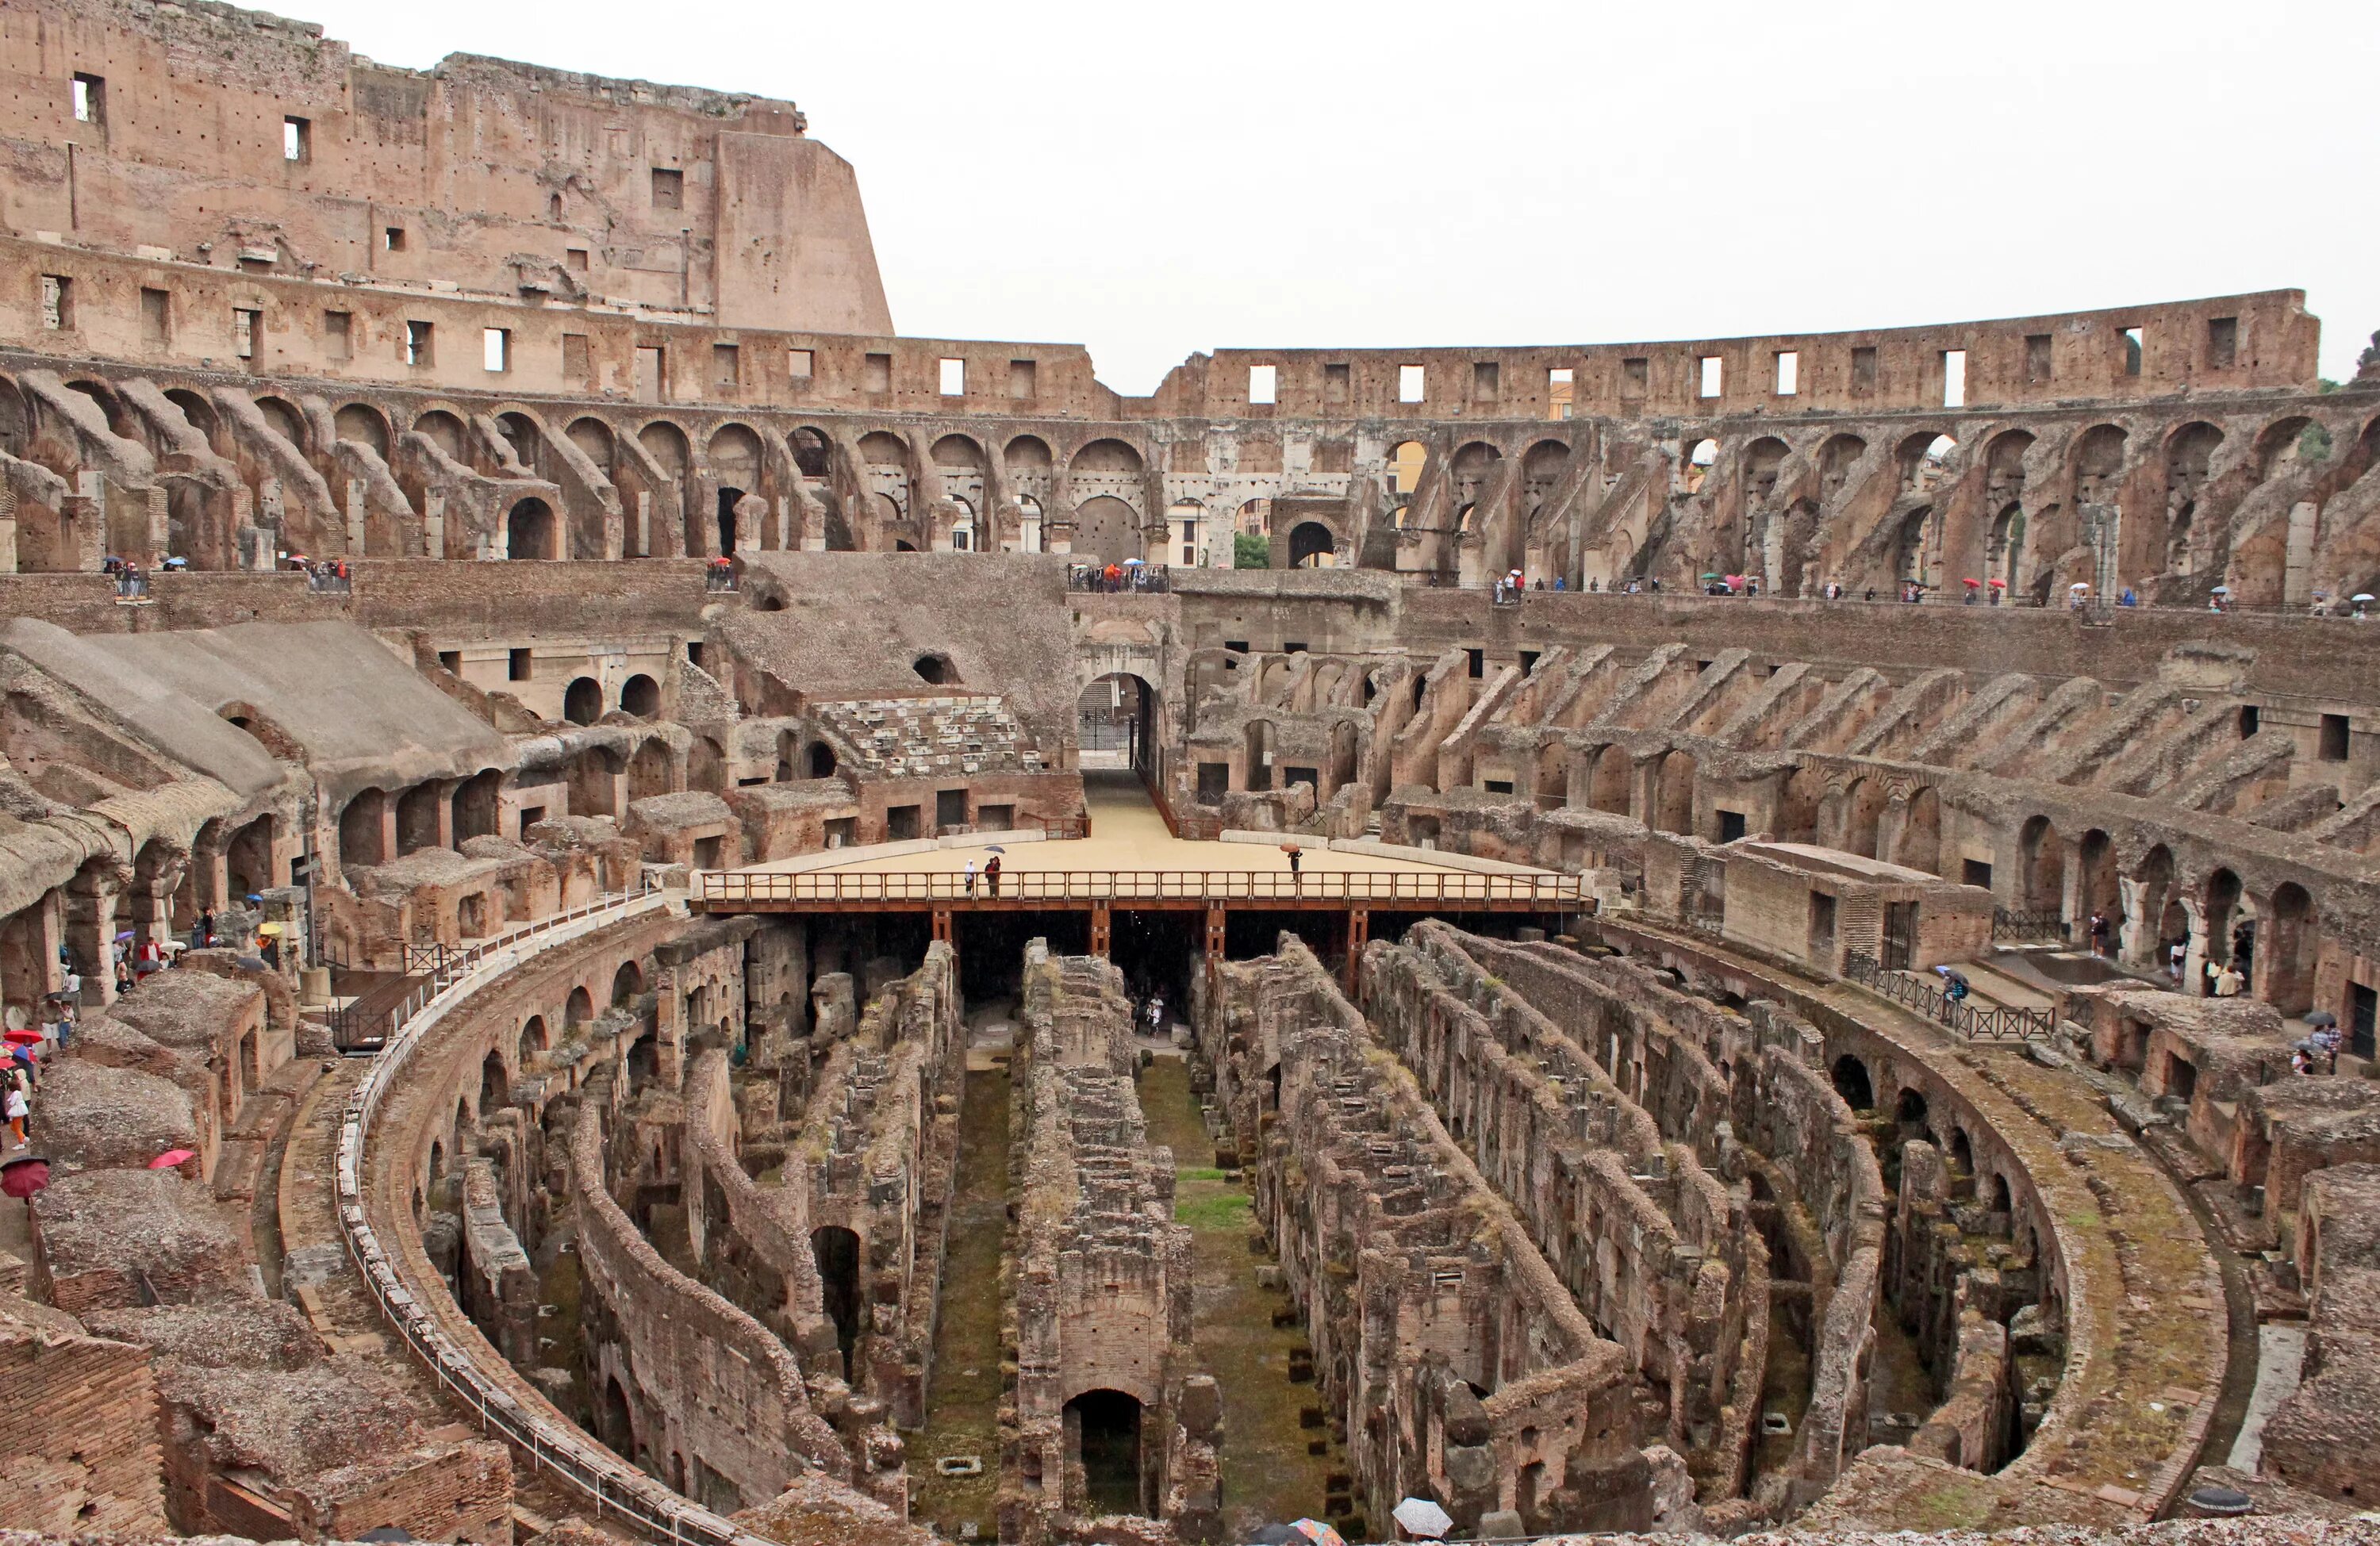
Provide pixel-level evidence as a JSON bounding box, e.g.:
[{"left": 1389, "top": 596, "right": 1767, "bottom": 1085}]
[
  {"left": 651, "top": 167, "right": 684, "bottom": 210},
  {"left": 864, "top": 352, "right": 892, "bottom": 393},
  {"left": 939, "top": 356, "right": 966, "bottom": 397},
  {"left": 71, "top": 74, "right": 104, "bottom": 126},
  {"left": 562, "top": 333, "right": 590, "bottom": 384},
  {"left": 1774, "top": 351, "right": 1798, "bottom": 397},
  {"left": 1851, "top": 346, "right": 1878, "bottom": 397},
  {"left": 140, "top": 286, "right": 170, "bottom": 347},
  {"left": 1247, "top": 363, "right": 1277, "bottom": 405},
  {"left": 2208, "top": 316, "right": 2238, "bottom": 370},
  {"left": 1324, "top": 362, "right": 1350, "bottom": 404},
  {"left": 1472, "top": 361, "right": 1499, "bottom": 401},
  {"left": 383, "top": 226, "right": 405, "bottom": 252},
  {"left": 565, "top": 247, "right": 589, "bottom": 271},
  {"left": 1942, "top": 348, "right": 1967, "bottom": 409},
  {"left": 1398, "top": 363, "right": 1426, "bottom": 404},
  {"left": 437, "top": 650, "right": 461, "bottom": 675},
  {"left": 324, "top": 309, "right": 351, "bottom": 360},
  {"left": 1622, "top": 357, "right": 1649, "bottom": 397},
  {"left": 2025, "top": 332, "right": 2052, "bottom": 382},
  {"left": 2320, "top": 713, "right": 2351, "bottom": 761},
  {"left": 234, "top": 306, "right": 262, "bottom": 359},
  {"left": 788, "top": 347, "right": 814, "bottom": 379},
  {"left": 1962, "top": 859, "right": 1994, "bottom": 890},
  {"left": 39, "top": 274, "right": 72, "bottom": 331},
  {"left": 405, "top": 319, "right": 433, "bottom": 367},
  {"left": 509, "top": 648, "right": 532, "bottom": 681},
  {"left": 1465, "top": 647, "right": 1485, "bottom": 678},
  {"left": 2121, "top": 326, "right": 2143, "bottom": 377},
  {"left": 713, "top": 342, "right": 741, "bottom": 391},
  {"left": 2238, "top": 704, "right": 2260, "bottom": 738},
  {"left": 282, "top": 116, "right": 310, "bottom": 163},
  {"left": 1547, "top": 366, "right": 1574, "bottom": 420},
  {"left": 482, "top": 327, "right": 510, "bottom": 373},
  {"left": 1699, "top": 355, "right": 1723, "bottom": 398},
  {"left": 635, "top": 345, "right": 666, "bottom": 401}
]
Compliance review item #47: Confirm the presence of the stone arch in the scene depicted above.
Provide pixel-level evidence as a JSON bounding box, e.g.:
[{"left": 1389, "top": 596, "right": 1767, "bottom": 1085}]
[
  {"left": 2017, "top": 815, "right": 2064, "bottom": 915},
  {"left": 1288, "top": 520, "right": 1338, "bottom": 568},
  {"left": 2265, "top": 881, "right": 2315, "bottom": 1015},
  {"left": 628, "top": 738, "right": 672, "bottom": 801},
  {"left": 636, "top": 420, "right": 695, "bottom": 556},
  {"left": 612, "top": 960, "right": 646, "bottom": 1006},
  {"left": 255, "top": 393, "right": 309, "bottom": 452},
  {"left": 1587, "top": 745, "right": 1632, "bottom": 816},
  {"left": 1073, "top": 496, "right": 1142, "bottom": 567},
  {"left": 2076, "top": 829, "right": 2119, "bottom": 930},
  {"left": 1069, "top": 437, "right": 1144, "bottom": 476},
  {"left": 563, "top": 677, "right": 603, "bottom": 726},
  {"left": 1779, "top": 765, "right": 1822, "bottom": 845},
  {"left": 1897, "top": 785, "right": 1940, "bottom": 874},
  {"left": 1654, "top": 749, "right": 1697, "bottom": 835},
  {"left": 505, "top": 497, "right": 559, "bottom": 561},
  {"left": 1831, "top": 1054, "right": 1875, "bottom": 1111},
  {"left": 620, "top": 673, "right": 660, "bottom": 718},
  {"left": 517, "top": 1014, "right": 549, "bottom": 1066},
  {"left": 333, "top": 402, "right": 391, "bottom": 459},
  {"left": 1064, "top": 1389, "right": 1146, "bottom": 1517},
  {"left": 789, "top": 425, "right": 832, "bottom": 478},
  {"left": 413, "top": 409, "right": 468, "bottom": 462},
  {"left": 1841, "top": 777, "right": 1885, "bottom": 858}
]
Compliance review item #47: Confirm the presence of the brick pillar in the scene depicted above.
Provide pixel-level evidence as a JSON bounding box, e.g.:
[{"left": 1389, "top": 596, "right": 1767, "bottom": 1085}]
[
  {"left": 377, "top": 795, "right": 400, "bottom": 869},
  {"left": 65, "top": 861, "right": 123, "bottom": 1006}
]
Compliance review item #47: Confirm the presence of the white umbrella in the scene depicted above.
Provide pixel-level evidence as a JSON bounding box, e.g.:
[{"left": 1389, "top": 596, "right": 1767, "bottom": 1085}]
[
  {"left": 2355, "top": 593, "right": 2376, "bottom": 604},
  {"left": 1392, "top": 1498, "right": 1454, "bottom": 1539},
  {"left": 2069, "top": 581, "right": 2091, "bottom": 590},
  {"left": 2209, "top": 585, "right": 2232, "bottom": 594}
]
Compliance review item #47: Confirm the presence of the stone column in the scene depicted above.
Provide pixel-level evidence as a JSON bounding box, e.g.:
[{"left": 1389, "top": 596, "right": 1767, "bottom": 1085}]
[{"left": 64, "top": 861, "right": 124, "bottom": 1006}]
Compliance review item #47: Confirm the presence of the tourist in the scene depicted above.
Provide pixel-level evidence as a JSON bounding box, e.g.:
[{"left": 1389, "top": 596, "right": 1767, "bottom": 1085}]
[
  {"left": 1104, "top": 562, "right": 1122, "bottom": 593},
  {"left": 5, "top": 1077, "right": 26, "bottom": 1147},
  {"left": 198, "top": 907, "right": 215, "bottom": 948},
  {"left": 984, "top": 854, "right": 1000, "bottom": 897},
  {"left": 2293, "top": 1045, "right": 2315, "bottom": 1076},
  {"left": 2313, "top": 1022, "right": 2343, "bottom": 1072},
  {"left": 1147, "top": 996, "right": 1165, "bottom": 1036},
  {"left": 2087, "top": 911, "right": 2109, "bottom": 957},
  {"left": 964, "top": 859, "right": 977, "bottom": 896},
  {"left": 2214, "top": 962, "right": 2244, "bottom": 997},
  {"left": 2168, "top": 940, "right": 2186, "bottom": 985}
]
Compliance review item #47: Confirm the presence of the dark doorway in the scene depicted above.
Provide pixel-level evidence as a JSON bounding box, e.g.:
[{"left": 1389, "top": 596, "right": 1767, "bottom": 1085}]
[
  {"left": 812, "top": 1225, "right": 862, "bottom": 1380},
  {"left": 1831, "top": 1054, "right": 1875, "bottom": 1111},
  {"left": 1065, "top": 1389, "right": 1144, "bottom": 1517},
  {"left": 716, "top": 486, "right": 743, "bottom": 558},
  {"left": 2351, "top": 983, "right": 2377, "bottom": 1060}
]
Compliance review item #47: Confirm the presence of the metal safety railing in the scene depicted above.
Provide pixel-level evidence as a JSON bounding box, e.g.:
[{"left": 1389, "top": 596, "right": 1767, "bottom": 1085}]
[
  {"left": 1841, "top": 950, "right": 2055, "bottom": 1042},
  {"left": 696, "top": 867, "right": 1587, "bottom": 908},
  {"left": 331, "top": 881, "right": 781, "bottom": 1546},
  {"left": 1993, "top": 907, "right": 2071, "bottom": 943}
]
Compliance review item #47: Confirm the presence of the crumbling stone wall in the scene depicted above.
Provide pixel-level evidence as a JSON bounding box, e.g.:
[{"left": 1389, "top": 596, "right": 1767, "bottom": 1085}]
[
  {"left": 1200, "top": 935, "right": 1691, "bottom": 1540},
  {"left": 569, "top": 1098, "right": 878, "bottom": 1513},
  {"left": 1004, "top": 942, "right": 1217, "bottom": 1544}
]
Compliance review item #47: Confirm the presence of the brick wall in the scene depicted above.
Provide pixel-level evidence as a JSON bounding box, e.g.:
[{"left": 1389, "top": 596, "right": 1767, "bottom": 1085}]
[{"left": 0, "top": 1327, "right": 170, "bottom": 1536}]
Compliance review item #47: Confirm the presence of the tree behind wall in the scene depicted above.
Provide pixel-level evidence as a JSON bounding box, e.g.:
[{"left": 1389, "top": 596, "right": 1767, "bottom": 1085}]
[{"left": 1234, "top": 533, "right": 1269, "bottom": 569}]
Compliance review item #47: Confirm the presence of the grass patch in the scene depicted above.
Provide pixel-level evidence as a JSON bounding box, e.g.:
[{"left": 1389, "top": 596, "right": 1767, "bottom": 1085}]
[
  {"left": 1176, "top": 1190, "right": 1253, "bottom": 1231},
  {"left": 1178, "top": 1165, "right": 1228, "bottom": 1182}
]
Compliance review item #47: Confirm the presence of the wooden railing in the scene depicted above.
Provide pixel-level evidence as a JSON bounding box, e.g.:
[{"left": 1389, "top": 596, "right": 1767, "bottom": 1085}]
[
  {"left": 1841, "top": 950, "right": 2056, "bottom": 1042},
  {"left": 697, "top": 868, "right": 1586, "bottom": 908}
]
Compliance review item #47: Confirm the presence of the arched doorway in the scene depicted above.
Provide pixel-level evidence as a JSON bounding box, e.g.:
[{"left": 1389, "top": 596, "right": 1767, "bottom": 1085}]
[
  {"left": 1079, "top": 673, "right": 1157, "bottom": 777},
  {"left": 563, "top": 677, "right": 603, "bottom": 726},
  {"left": 812, "top": 1226, "right": 862, "bottom": 1380},
  {"left": 506, "top": 497, "right": 558, "bottom": 560},
  {"left": 2265, "top": 883, "right": 2314, "bottom": 1014},
  {"left": 1288, "top": 520, "right": 1337, "bottom": 568},
  {"left": 2017, "top": 816, "right": 2064, "bottom": 917},
  {"left": 620, "top": 673, "right": 659, "bottom": 718},
  {"left": 1064, "top": 1389, "right": 1145, "bottom": 1517},
  {"left": 1831, "top": 1054, "right": 1875, "bottom": 1111}
]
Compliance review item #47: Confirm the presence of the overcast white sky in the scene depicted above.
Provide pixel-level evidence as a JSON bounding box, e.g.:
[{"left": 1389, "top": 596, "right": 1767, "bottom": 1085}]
[{"left": 297, "top": 0, "right": 2378, "bottom": 397}]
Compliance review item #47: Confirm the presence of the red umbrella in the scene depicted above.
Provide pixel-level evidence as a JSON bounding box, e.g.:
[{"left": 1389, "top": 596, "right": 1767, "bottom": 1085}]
[
  {"left": 148, "top": 1148, "right": 198, "bottom": 1170},
  {"left": 1, "top": 1155, "right": 50, "bottom": 1200},
  {"left": 2, "top": 1029, "right": 40, "bottom": 1045},
  {"left": 1962, "top": 577, "right": 1982, "bottom": 587},
  {"left": 1987, "top": 578, "right": 2007, "bottom": 589}
]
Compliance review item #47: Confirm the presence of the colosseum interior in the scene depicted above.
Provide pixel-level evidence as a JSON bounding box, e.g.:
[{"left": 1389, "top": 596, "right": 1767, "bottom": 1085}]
[{"left": 2, "top": 5, "right": 2379, "bottom": 1546}]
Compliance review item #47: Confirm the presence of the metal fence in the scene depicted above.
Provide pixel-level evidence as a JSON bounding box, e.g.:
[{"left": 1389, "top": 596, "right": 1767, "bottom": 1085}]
[
  {"left": 331, "top": 883, "right": 777, "bottom": 1546},
  {"left": 1841, "top": 950, "right": 2056, "bottom": 1041},
  {"left": 697, "top": 867, "right": 1586, "bottom": 908},
  {"left": 1992, "top": 907, "right": 2071, "bottom": 944}
]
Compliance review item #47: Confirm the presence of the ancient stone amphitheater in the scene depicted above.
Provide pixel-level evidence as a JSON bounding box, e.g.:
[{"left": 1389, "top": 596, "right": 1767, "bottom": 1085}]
[{"left": 2, "top": 6, "right": 2378, "bottom": 1546}]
